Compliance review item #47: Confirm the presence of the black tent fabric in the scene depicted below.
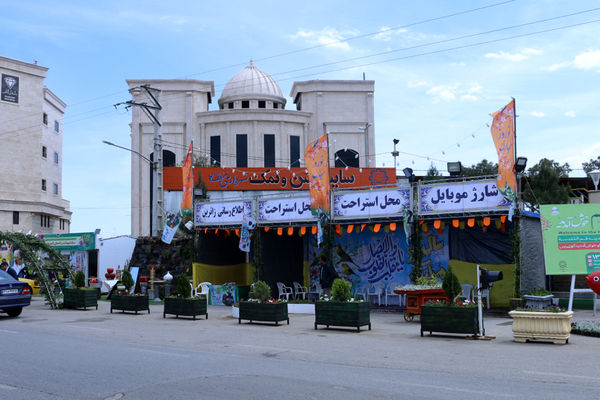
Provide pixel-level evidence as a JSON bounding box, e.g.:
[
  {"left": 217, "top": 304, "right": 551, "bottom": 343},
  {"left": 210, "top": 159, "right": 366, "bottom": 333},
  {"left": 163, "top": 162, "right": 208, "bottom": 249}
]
[{"left": 449, "top": 224, "right": 513, "bottom": 265}]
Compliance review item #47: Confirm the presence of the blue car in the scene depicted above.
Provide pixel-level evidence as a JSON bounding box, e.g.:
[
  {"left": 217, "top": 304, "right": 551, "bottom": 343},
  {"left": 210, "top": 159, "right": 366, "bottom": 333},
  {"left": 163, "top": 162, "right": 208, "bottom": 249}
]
[{"left": 0, "top": 269, "right": 32, "bottom": 317}]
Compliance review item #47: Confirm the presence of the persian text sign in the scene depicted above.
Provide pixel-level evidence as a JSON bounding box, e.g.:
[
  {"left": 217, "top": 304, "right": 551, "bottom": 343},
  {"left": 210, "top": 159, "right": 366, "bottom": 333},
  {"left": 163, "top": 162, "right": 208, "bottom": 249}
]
[
  {"left": 420, "top": 179, "right": 510, "bottom": 214},
  {"left": 40, "top": 232, "right": 96, "bottom": 251},
  {"left": 258, "top": 197, "right": 316, "bottom": 223},
  {"left": 540, "top": 204, "right": 600, "bottom": 275},
  {"left": 333, "top": 189, "right": 411, "bottom": 219},
  {"left": 194, "top": 201, "right": 252, "bottom": 226}
]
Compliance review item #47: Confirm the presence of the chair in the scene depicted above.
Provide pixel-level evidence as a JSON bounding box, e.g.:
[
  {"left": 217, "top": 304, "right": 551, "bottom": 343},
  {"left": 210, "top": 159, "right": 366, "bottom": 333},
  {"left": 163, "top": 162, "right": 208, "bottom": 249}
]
[
  {"left": 459, "top": 283, "right": 473, "bottom": 302},
  {"left": 309, "top": 282, "right": 323, "bottom": 300},
  {"left": 293, "top": 282, "right": 308, "bottom": 300},
  {"left": 480, "top": 283, "right": 492, "bottom": 309},
  {"left": 192, "top": 281, "right": 211, "bottom": 305},
  {"left": 385, "top": 282, "right": 401, "bottom": 307},
  {"left": 354, "top": 283, "right": 369, "bottom": 301},
  {"left": 277, "top": 282, "right": 293, "bottom": 301},
  {"left": 368, "top": 282, "right": 386, "bottom": 305}
]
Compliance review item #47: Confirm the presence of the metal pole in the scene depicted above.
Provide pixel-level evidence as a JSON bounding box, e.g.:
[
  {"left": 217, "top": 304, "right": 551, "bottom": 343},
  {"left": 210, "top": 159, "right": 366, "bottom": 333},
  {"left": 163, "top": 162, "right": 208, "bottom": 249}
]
[
  {"left": 477, "top": 264, "right": 484, "bottom": 337},
  {"left": 152, "top": 92, "right": 162, "bottom": 237}
]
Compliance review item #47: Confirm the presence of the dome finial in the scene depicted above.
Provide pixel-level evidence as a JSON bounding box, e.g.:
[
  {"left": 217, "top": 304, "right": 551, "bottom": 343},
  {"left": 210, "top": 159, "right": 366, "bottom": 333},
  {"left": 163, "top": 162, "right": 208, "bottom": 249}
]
[{"left": 249, "top": 59, "right": 254, "bottom": 67}]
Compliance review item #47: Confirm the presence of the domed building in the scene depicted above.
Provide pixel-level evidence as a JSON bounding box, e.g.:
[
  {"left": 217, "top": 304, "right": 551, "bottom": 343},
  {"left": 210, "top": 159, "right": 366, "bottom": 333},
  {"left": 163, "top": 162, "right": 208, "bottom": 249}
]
[{"left": 127, "top": 62, "right": 375, "bottom": 236}]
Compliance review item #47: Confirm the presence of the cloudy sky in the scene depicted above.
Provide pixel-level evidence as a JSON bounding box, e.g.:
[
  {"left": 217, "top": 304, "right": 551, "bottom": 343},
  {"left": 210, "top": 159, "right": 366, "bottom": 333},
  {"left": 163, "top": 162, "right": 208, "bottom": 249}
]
[{"left": 1, "top": 0, "right": 599, "bottom": 237}]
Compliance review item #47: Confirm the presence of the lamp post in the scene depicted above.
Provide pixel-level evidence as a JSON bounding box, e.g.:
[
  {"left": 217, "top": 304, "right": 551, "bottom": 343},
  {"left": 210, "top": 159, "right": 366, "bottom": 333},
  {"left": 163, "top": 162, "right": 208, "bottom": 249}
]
[
  {"left": 392, "top": 139, "right": 399, "bottom": 172},
  {"left": 589, "top": 170, "right": 600, "bottom": 191}
]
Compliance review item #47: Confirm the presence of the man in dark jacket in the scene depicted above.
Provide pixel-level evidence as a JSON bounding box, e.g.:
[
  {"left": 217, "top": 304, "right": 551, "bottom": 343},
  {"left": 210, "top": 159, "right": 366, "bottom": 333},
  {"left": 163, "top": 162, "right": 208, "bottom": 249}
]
[
  {"left": 318, "top": 255, "right": 338, "bottom": 296},
  {"left": 1, "top": 260, "right": 19, "bottom": 280}
]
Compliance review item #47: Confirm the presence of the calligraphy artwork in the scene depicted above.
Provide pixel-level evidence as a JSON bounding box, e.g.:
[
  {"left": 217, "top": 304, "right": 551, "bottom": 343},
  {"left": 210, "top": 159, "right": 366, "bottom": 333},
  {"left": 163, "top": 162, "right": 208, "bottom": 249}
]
[
  {"left": 420, "top": 179, "right": 510, "bottom": 214},
  {"left": 334, "top": 189, "right": 410, "bottom": 219},
  {"left": 490, "top": 99, "right": 517, "bottom": 202},
  {"left": 180, "top": 142, "right": 194, "bottom": 214},
  {"left": 258, "top": 197, "right": 316, "bottom": 223},
  {"left": 194, "top": 201, "right": 252, "bottom": 226},
  {"left": 540, "top": 204, "right": 600, "bottom": 275},
  {"left": 304, "top": 134, "right": 331, "bottom": 216}
]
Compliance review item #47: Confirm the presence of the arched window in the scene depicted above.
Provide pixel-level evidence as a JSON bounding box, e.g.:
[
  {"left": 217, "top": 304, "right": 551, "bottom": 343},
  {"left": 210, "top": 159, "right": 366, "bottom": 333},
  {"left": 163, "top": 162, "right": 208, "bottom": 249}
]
[{"left": 334, "top": 149, "right": 359, "bottom": 168}]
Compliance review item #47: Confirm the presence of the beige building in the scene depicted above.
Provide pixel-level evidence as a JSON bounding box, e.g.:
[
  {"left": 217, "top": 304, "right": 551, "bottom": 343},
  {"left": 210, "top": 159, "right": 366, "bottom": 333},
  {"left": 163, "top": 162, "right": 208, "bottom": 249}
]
[
  {"left": 127, "top": 62, "right": 375, "bottom": 236},
  {"left": 0, "top": 56, "right": 71, "bottom": 234}
]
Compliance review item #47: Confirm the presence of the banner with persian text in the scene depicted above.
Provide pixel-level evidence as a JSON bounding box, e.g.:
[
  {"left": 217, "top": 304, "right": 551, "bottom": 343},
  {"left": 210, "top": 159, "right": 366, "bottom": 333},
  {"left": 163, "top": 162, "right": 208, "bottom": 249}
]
[
  {"left": 258, "top": 197, "right": 316, "bottom": 223},
  {"left": 194, "top": 201, "right": 253, "bottom": 226},
  {"left": 490, "top": 99, "right": 517, "bottom": 202},
  {"left": 305, "top": 134, "right": 331, "bottom": 217},
  {"left": 333, "top": 189, "right": 411, "bottom": 219},
  {"left": 419, "top": 179, "right": 510, "bottom": 214}
]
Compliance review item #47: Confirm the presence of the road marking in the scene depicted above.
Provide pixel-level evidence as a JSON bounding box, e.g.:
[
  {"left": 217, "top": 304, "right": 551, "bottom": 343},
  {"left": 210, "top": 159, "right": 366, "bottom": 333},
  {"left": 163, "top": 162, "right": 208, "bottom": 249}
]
[
  {"left": 524, "top": 370, "right": 597, "bottom": 380},
  {"left": 402, "top": 382, "right": 516, "bottom": 397},
  {"left": 237, "top": 344, "right": 311, "bottom": 354},
  {"left": 0, "top": 383, "right": 17, "bottom": 390},
  {"left": 131, "top": 348, "right": 190, "bottom": 357},
  {"left": 0, "top": 328, "right": 18, "bottom": 334}
]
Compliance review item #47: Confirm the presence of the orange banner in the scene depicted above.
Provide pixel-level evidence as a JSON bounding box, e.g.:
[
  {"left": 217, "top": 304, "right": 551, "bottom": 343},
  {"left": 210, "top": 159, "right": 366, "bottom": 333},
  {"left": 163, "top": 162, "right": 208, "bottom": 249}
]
[
  {"left": 305, "top": 134, "right": 331, "bottom": 216},
  {"left": 490, "top": 99, "right": 516, "bottom": 202},
  {"left": 180, "top": 142, "right": 194, "bottom": 213}
]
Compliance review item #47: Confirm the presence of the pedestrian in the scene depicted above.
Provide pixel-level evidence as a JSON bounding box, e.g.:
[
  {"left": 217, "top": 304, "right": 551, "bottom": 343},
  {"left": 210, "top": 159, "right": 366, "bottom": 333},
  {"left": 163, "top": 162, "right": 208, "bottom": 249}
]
[
  {"left": 318, "top": 255, "right": 338, "bottom": 297},
  {"left": 1, "top": 260, "right": 19, "bottom": 280}
]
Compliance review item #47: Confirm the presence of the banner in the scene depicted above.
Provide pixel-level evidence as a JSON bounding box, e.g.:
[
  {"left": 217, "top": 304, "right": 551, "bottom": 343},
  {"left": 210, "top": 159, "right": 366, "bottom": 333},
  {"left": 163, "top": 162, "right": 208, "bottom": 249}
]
[
  {"left": 180, "top": 142, "right": 194, "bottom": 214},
  {"left": 419, "top": 179, "right": 510, "bottom": 214},
  {"left": 540, "top": 204, "right": 600, "bottom": 275},
  {"left": 258, "top": 197, "right": 316, "bottom": 223},
  {"left": 490, "top": 99, "right": 517, "bottom": 202},
  {"left": 304, "top": 134, "right": 331, "bottom": 217},
  {"left": 194, "top": 201, "right": 252, "bottom": 226},
  {"left": 333, "top": 189, "right": 411, "bottom": 219},
  {"left": 161, "top": 211, "right": 181, "bottom": 244},
  {"left": 40, "top": 232, "right": 96, "bottom": 251}
]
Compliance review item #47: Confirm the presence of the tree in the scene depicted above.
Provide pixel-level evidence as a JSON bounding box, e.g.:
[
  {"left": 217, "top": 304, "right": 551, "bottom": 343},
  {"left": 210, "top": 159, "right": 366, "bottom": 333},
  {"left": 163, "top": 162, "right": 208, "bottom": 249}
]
[
  {"left": 423, "top": 163, "right": 442, "bottom": 181},
  {"left": 462, "top": 159, "right": 498, "bottom": 177},
  {"left": 582, "top": 156, "right": 600, "bottom": 174},
  {"left": 521, "top": 158, "right": 571, "bottom": 212}
]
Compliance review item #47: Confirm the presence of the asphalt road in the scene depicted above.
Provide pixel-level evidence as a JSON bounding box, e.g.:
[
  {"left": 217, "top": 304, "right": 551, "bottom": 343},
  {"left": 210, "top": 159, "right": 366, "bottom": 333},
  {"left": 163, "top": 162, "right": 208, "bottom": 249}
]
[{"left": 1, "top": 297, "right": 599, "bottom": 400}]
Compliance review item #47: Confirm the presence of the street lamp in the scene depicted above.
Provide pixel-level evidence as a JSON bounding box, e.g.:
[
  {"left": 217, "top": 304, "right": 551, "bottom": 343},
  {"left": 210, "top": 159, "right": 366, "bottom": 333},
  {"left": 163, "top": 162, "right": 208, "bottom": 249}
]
[
  {"left": 515, "top": 157, "right": 528, "bottom": 173},
  {"left": 447, "top": 161, "right": 462, "bottom": 177},
  {"left": 392, "top": 139, "right": 399, "bottom": 170},
  {"left": 102, "top": 141, "right": 152, "bottom": 164},
  {"left": 589, "top": 170, "right": 600, "bottom": 191}
]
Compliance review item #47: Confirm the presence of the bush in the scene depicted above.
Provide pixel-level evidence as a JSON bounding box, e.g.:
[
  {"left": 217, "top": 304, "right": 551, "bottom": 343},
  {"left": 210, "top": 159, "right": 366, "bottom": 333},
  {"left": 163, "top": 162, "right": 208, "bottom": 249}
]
[
  {"left": 121, "top": 270, "right": 134, "bottom": 292},
  {"left": 526, "top": 288, "right": 552, "bottom": 296},
  {"left": 331, "top": 278, "right": 352, "bottom": 302},
  {"left": 442, "top": 266, "right": 461, "bottom": 302},
  {"left": 177, "top": 274, "right": 191, "bottom": 298},
  {"left": 73, "top": 270, "right": 86, "bottom": 289},
  {"left": 249, "top": 281, "right": 271, "bottom": 303}
]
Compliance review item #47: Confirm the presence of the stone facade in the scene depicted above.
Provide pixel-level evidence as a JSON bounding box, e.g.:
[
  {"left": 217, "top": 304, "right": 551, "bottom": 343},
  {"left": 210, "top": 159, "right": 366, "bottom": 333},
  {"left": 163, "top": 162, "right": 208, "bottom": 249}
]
[
  {"left": 519, "top": 215, "right": 546, "bottom": 293},
  {"left": 0, "top": 56, "right": 71, "bottom": 233}
]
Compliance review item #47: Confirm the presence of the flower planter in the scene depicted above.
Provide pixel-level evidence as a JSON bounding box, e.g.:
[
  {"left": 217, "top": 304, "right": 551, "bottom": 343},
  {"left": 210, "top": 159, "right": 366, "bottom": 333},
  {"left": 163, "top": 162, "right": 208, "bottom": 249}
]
[
  {"left": 288, "top": 303, "right": 315, "bottom": 314},
  {"left": 420, "top": 305, "right": 479, "bottom": 337},
  {"left": 110, "top": 294, "right": 150, "bottom": 314},
  {"left": 63, "top": 288, "right": 98, "bottom": 310},
  {"left": 314, "top": 301, "right": 371, "bottom": 332},
  {"left": 238, "top": 301, "right": 289, "bottom": 325},
  {"left": 508, "top": 310, "right": 573, "bottom": 344},
  {"left": 163, "top": 297, "right": 207, "bottom": 320},
  {"left": 522, "top": 294, "right": 553, "bottom": 310}
]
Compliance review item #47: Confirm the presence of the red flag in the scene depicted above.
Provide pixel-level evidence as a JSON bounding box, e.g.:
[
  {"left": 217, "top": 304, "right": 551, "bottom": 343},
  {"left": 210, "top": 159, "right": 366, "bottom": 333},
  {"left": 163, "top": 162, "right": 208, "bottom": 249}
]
[
  {"left": 304, "top": 134, "right": 330, "bottom": 216},
  {"left": 490, "top": 99, "right": 516, "bottom": 202},
  {"left": 180, "top": 142, "right": 194, "bottom": 213}
]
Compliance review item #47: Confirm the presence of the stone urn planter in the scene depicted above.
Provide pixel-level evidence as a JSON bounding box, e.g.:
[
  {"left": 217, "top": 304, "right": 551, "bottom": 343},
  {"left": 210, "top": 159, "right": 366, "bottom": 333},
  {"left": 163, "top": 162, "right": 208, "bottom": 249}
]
[
  {"left": 163, "top": 297, "right": 207, "bottom": 320},
  {"left": 314, "top": 301, "right": 371, "bottom": 332},
  {"left": 238, "top": 301, "right": 289, "bottom": 325},
  {"left": 110, "top": 294, "right": 150, "bottom": 314},
  {"left": 522, "top": 294, "right": 554, "bottom": 310},
  {"left": 508, "top": 310, "right": 573, "bottom": 344},
  {"left": 420, "top": 305, "right": 479, "bottom": 337},
  {"left": 63, "top": 288, "right": 98, "bottom": 310}
]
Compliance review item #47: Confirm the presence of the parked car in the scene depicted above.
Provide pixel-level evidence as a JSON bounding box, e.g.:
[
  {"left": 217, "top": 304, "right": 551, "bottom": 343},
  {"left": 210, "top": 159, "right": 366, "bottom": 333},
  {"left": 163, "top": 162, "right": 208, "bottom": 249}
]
[
  {"left": 0, "top": 269, "right": 32, "bottom": 317},
  {"left": 19, "top": 277, "right": 40, "bottom": 295}
]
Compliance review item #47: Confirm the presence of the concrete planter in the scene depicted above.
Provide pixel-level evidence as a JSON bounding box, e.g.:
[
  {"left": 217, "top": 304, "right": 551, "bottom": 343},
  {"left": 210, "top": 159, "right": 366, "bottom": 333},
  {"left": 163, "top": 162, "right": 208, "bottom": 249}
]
[
  {"left": 508, "top": 310, "right": 573, "bottom": 344},
  {"left": 523, "top": 294, "right": 553, "bottom": 310},
  {"left": 288, "top": 303, "right": 315, "bottom": 314}
]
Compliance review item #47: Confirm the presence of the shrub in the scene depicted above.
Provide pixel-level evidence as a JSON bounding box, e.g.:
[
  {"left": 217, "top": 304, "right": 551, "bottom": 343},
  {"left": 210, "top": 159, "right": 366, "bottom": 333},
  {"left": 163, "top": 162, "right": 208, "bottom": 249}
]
[
  {"left": 121, "top": 270, "right": 135, "bottom": 292},
  {"left": 177, "top": 274, "right": 191, "bottom": 298},
  {"left": 442, "top": 266, "right": 461, "bottom": 302},
  {"left": 331, "top": 278, "right": 352, "bottom": 302},
  {"left": 526, "top": 288, "right": 552, "bottom": 296},
  {"left": 249, "top": 280, "right": 271, "bottom": 303},
  {"left": 73, "top": 270, "right": 86, "bottom": 289}
]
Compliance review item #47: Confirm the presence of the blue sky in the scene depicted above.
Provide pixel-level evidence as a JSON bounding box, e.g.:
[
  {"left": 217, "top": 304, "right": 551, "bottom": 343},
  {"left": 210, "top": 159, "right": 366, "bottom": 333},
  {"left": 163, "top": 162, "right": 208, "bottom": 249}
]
[{"left": 2, "top": 0, "right": 599, "bottom": 237}]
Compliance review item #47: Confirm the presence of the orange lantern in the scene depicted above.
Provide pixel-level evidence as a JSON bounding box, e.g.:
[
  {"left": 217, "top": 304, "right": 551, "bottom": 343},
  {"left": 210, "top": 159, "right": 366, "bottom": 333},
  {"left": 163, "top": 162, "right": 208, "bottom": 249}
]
[
  {"left": 500, "top": 215, "right": 507, "bottom": 223},
  {"left": 483, "top": 217, "right": 491, "bottom": 227},
  {"left": 373, "top": 223, "right": 381, "bottom": 233},
  {"left": 335, "top": 225, "right": 342, "bottom": 235},
  {"left": 452, "top": 219, "right": 459, "bottom": 228},
  {"left": 419, "top": 220, "right": 424, "bottom": 225},
  {"left": 311, "top": 226, "right": 317, "bottom": 234},
  {"left": 347, "top": 225, "right": 354, "bottom": 234},
  {"left": 287, "top": 227, "right": 294, "bottom": 236},
  {"left": 433, "top": 220, "right": 441, "bottom": 230},
  {"left": 264, "top": 227, "right": 270, "bottom": 232},
  {"left": 390, "top": 222, "right": 396, "bottom": 231},
  {"left": 235, "top": 229, "right": 240, "bottom": 236},
  {"left": 300, "top": 226, "right": 306, "bottom": 235},
  {"left": 214, "top": 228, "right": 219, "bottom": 235},
  {"left": 277, "top": 227, "right": 283, "bottom": 236},
  {"left": 204, "top": 228, "right": 208, "bottom": 234},
  {"left": 467, "top": 218, "right": 475, "bottom": 228},
  {"left": 360, "top": 224, "right": 366, "bottom": 231}
]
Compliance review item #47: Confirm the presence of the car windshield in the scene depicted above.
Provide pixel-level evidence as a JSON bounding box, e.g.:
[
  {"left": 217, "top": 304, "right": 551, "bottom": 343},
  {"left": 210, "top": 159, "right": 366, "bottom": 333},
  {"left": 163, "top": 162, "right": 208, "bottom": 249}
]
[{"left": 0, "top": 269, "right": 16, "bottom": 282}]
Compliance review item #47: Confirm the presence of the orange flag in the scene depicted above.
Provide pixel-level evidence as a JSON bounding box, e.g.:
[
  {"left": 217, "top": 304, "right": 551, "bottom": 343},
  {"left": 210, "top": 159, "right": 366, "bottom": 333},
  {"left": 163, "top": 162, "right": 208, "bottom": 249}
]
[
  {"left": 180, "top": 142, "right": 194, "bottom": 214},
  {"left": 490, "top": 99, "right": 516, "bottom": 202},
  {"left": 304, "top": 134, "right": 331, "bottom": 216}
]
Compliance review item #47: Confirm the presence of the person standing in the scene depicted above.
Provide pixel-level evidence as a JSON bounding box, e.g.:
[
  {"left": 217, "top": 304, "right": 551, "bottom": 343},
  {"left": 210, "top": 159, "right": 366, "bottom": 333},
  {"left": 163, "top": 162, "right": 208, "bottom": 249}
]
[
  {"left": 1, "top": 260, "right": 19, "bottom": 280},
  {"left": 318, "top": 255, "right": 338, "bottom": 297}
]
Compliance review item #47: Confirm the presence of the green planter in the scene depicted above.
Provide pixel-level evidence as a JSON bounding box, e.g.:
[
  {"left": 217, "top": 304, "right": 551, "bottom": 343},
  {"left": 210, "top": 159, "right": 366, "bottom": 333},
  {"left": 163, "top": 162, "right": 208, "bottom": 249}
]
[
  {"left": 315, "top": 301, "right": 371, "bottom": 332},
  {"left": 63, "top": 288, "right": 98, "bottom": 310},
  {"left": 420, "top": 305, "right": 479, "bottom": 337},
  {"left": 110, "top": 294, "right": 150, "bottom": 314},
  {"left": 238, "top": 301, "right": 289, "bottom": 325},
  {"left": 163, "top": 297, "right": 207, "bottom": 320}
]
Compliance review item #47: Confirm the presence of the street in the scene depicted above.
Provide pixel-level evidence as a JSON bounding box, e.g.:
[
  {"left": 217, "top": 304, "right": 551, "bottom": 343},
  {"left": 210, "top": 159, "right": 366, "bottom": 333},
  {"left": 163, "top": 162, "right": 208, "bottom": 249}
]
[{"left": 1, "top": 297, "right": 599, "bottom": 400}]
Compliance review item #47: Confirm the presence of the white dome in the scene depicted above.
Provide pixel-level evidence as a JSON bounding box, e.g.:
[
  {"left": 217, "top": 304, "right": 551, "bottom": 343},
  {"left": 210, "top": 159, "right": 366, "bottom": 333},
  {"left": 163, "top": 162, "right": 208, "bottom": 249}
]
[{"left": 219, "top": 61, "right": 286, "bottom": 107}]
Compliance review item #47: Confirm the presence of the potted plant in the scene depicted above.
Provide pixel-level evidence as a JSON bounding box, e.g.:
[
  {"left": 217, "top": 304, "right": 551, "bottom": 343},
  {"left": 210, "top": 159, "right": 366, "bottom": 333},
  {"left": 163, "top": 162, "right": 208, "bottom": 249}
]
[
  {"left": 238, "top": 281, "right": 289, "bottom": 325},
  {"left": 420, "top": 266, "right": 479, "bottom": 337},
  {"left": 110, "top": 270, "right": 149, "bottom": 314},
  {"left": 522, "top": 288, "right": 553, "bottom": 310},
  {"left": 315, "top": 278, "right": 371, "bottom": 332},
  {"left": 508, "top": 305, "right": 573, "bottom": 344},
  {"left": 63, "top": 270, "right": 98, "bottom": 310},
  {"left": 163, "top": 274, "right": 208, "bottom": 320}
]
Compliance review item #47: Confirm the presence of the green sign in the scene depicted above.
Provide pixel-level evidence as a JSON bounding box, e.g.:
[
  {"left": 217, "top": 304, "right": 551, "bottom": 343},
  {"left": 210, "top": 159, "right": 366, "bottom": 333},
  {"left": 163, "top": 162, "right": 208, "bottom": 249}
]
[
  {"left": 540, "top": 204, "right": 600, "bottom": 275},
  {"left": 40, "top": 232, "right": 96, "bottom": 251}
]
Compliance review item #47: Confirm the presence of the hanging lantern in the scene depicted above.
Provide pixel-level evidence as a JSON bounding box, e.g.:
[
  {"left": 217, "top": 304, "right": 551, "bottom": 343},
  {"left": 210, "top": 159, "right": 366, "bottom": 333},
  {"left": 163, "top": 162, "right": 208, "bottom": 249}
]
[
  {"left": 452, "top": 219, "right": 460, "bottom": 228},
  {"left": 373, "top": 223, "right": 381, "bottom": 233},
  {"left": 300, "top": 226, "right": 306, "bottom": 235},
  {"left": 483, "top": 217, "right": 491, "bottom": 227},
  {"left": 214, "top": 228, "right": 219, "bottom": 235},
  {"left": 360, "top": 224, "right": 366, "bottom": 231},
  {"left": 390, "top": 222, "right": 397, "bottom": 231},
  {"left": 204, "top": 228, "right": 208, "bottom": 234},
  {"left": 264, "top": 227, "right": 270, "bottom": 232},
  {"left": 287, "top": 227, "right": 294, "bottom": 236},
  {"left": 384, "top": 224, "right": 390, "bottom": 233},
  {"left": 312, "top": 225, "right": 317, "bottom": 235},
  {"left": 495, "top": 219, "right": 502, "bottom": 229},
  {"left": 347, "top": 225, "right": 354, "bottom": 234},
  {"left": 277, "top": 227, "right": 283, "bottom": 236},
  {"left": 335, "top": 225, "right": 342, "bottom": 235},
  {"left": 419, "top": 220, "right": 424, "bottom": 225},
  {"left": 500, "top": 215, "right": 507, "bottom": 223},
  {"left": 421, "top": 223, "right": 429, "bottom": 234},
  {"left": 433, "top": 220, "right": 441, "bottom": 230},
  {"left": 467, "top": 218, "right": 475, "bottom": 228},
  {"left": 235, "top": 229, "right": 240, "bottom": 237}
]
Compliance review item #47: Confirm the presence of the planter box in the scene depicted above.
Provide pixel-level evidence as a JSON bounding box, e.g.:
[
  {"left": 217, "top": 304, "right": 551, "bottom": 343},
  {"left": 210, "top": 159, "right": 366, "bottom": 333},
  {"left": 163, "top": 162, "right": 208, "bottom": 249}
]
[
  {"left": 64, "top": 288, "right": 98, "bottom": 310},
  {"left": 238, "top": 301, "right": 289, "bottom": 325},
  {"left": 420, "top": 305, "right": 479, "bottom": 337},
  {"left": 163, "top": 297, "right": 207, "bottom": 320},
  {"left": 523, "top": 294, "right": 553, "bottom": 310},
  {"left": 110, "top": 294, "right": 150, "bottom": 314},
  {"left": 315, "top": 301, "right": 371, "bottom": 332},
  {"left": 288, "top": 303, "right": 315, "bottom": 314},
  {"left": 508, "top": 310, "right": 573, "bottom": 344}
]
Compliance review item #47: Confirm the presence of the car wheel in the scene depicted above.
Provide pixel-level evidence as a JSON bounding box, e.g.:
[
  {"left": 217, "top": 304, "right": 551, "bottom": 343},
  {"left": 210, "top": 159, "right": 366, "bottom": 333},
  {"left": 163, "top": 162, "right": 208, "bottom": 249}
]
[{"left": 6, "top": 307, "right": 22, "bottom": 317}]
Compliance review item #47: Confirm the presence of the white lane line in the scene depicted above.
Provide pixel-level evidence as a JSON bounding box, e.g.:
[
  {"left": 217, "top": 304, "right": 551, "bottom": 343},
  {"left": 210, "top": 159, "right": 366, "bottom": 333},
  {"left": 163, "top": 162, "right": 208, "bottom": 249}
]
[
  {"left": 0, "top": 383, "right": 17, "bottom": 390},
  {"left": 403, "top": 382, "right": 517, "bottom": 397},
  {"left": 131, "top": 348, "right": 191, "bottom": 357},
  {"left": 524, "top": 370, "right": 598, "bottom": 380},
  {"left": 0, "top": 328, "right": 18, "bottom": 334}
]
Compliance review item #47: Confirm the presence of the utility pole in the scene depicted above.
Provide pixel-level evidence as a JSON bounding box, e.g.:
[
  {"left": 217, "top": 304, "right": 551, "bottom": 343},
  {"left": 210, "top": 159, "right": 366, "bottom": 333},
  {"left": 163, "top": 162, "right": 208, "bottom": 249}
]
[{"left": 115, "top": 85, "right": 162, "bottom": 237}]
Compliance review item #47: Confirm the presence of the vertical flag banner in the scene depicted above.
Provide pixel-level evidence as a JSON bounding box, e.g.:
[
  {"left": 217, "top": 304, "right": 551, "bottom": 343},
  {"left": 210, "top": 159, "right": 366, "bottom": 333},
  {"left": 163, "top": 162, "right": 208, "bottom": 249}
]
[
  {"left": 490, "top": 99, "right": 517, "bottom": 202},
  {"left": 161, "top": 211, "right": 181, "bottom": 244},
  {"left": 304, "top": 134, "right": 331, "bottom": 216},
  {"left": 181, "top": 141, "right": 194, "bottom": 215}
]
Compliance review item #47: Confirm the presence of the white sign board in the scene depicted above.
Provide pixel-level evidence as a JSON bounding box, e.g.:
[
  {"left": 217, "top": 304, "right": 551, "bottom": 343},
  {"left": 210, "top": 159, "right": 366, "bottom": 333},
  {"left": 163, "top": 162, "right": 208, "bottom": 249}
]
[
  {"left": 194, "top": 201, "right": 252, "bottom": 226},
  {"left": 258, "top": 197, "right": 316, "bottom": 223},
  {"left": 333, "top": 189, "right": 411, "bottom": 219},
  {"left": 419, "top": 179, "right": 510, "bottom": 214}
]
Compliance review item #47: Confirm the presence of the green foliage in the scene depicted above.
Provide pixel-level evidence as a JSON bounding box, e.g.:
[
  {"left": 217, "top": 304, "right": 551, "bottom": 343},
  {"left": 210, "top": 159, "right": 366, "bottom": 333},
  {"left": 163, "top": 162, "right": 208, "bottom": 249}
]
[
  {"left": 510, "top": 216, "right": 522, "bottom": 297},
  {"left": 442, "top": 266, "right": 461, "bottom": 302},
  {"left": 423, "top": 163, "right": 442, "bottom": 181},
  {"left": 249, "top": 280, "right": 271, "bottom": 303},
  {"left": 73, "top": 270, "right": 86, "bottom": 289},
  {"left": 522, "top": 158, "right": 571, "bottom": 212},
  {"left": 526, "top": 287, "right": 551, "bottom": 296},
  {"left": 177, "top": 274, "right": 191, "bottom": 298},
  {"left": 408, "top": 221, "right": 424, "bottom": 283},
  {"left": 462, "top": 159, "right": 498, "bottom": 177},
  {"left": 121, "top": 270, "right": 135, "bottom": 292},
  {"left": 415, "top": 276, "right": 441, "bottom": 286},
  {"left": 331, "top": 278, "right": 352, "bottom": 302},
  {"left": 582, "top": 156, "right": 600, "bottom": 174}
]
